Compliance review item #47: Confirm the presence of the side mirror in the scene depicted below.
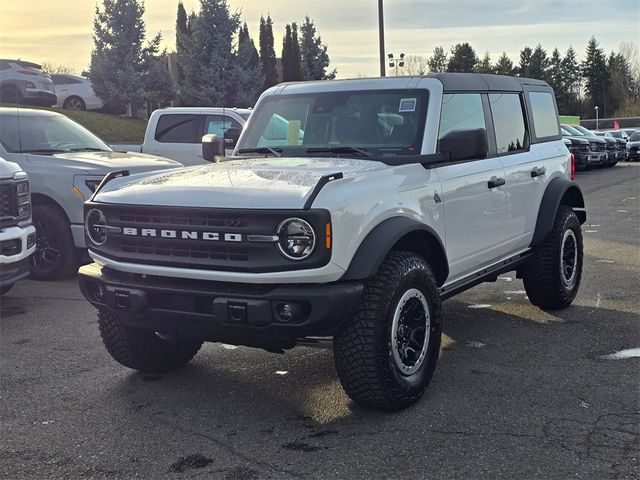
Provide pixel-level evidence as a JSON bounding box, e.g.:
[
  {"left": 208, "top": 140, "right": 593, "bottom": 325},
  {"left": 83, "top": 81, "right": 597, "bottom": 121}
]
[
  {"left": 224, "top": 127, "right": 241, "bottom": 148},
  {"left": 202, "top": 134, "right": 224, "bottom": 162},
  {"left": 439, "top": 128, "right": 488, "bottom": 162}
]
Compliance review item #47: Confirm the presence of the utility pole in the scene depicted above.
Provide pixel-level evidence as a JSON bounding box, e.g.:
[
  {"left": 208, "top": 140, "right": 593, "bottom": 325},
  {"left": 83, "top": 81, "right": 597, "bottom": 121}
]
[{"left": 378, "top": 0, "right": 385, "bottom": 77}]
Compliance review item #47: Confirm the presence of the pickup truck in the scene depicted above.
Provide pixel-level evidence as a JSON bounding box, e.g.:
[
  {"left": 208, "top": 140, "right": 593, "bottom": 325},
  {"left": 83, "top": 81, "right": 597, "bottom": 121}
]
[{"left": 110, "top": 107, "right": 252, "bottom": 165}]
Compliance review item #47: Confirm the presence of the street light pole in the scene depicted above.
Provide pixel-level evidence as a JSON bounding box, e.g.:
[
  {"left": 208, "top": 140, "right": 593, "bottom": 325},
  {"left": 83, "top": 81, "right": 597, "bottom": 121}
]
[
  {"left": 595, "top": 106, "right": 599, "bottom": 130},
  {"left": 378, "top": 0, "right": 385, "bottom": 77}
]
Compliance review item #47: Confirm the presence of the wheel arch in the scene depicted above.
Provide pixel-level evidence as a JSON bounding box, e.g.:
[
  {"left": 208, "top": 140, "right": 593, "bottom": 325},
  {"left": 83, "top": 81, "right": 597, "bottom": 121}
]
[
  {"left": 530, "top": 177, "right": 586, "bottom": 248},
  {"left": 341, "top": 217, "right": 449, "bottom": 286},
  {"left": 31, "top": 193, "right": 72, "bottom": 225}
]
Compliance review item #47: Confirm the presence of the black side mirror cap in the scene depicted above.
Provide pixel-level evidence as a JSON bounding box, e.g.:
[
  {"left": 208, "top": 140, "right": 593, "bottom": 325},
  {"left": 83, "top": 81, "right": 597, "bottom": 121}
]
[
  {"left": 202, "top": 134, "right": 224, "bottom": 162},
  {"left": 439, "top": 128, "right": 488, "bottom": 162},
  {"left": 224, "top": 127, "right": 241, "bottom": 148}
]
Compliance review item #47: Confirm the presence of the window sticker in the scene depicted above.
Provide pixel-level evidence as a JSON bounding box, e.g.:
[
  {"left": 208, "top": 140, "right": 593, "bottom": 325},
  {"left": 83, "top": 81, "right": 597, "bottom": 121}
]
[{"left": 399, "top": 98, "right": 417, "bottom": 113}]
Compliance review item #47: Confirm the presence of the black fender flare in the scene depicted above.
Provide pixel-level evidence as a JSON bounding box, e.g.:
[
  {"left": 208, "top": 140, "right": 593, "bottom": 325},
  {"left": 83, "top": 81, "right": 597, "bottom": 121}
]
[
  {"left": 341, "top": 217, "right": 449, "bottom": 285},
  {"left": 530, "top": 177, "right": 586, "bottom": 247}
]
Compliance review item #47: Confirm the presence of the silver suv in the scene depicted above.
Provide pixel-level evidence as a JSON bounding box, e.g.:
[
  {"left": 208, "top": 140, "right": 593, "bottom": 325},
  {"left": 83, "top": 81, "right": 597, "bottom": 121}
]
[
  {"left": 0, "top": 60, "right": 56, "bottom": 106},
  {"left": 78, "top": 74, "right": 586, "bottom": 410}
]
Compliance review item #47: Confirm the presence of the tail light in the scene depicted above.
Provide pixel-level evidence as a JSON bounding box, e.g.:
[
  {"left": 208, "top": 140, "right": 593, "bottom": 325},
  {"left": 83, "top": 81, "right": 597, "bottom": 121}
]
[
  {"left": 570, "top": 153, "right": 576, "bottom": 181},
  {"left": 17, "top": 70, "right": 38, "bottom": 75}
]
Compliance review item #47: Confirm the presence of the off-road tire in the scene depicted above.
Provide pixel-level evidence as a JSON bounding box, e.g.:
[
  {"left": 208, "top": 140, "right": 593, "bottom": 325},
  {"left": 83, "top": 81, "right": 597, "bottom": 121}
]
[
  {"left": 30, "top": 204, "right": 77, "bottom": 280},
  {"left": 333, "top": 251, "right": 442, "bottom": 411},
  {"left": 97, "top": 310, "right": 203, "bottom": 373},
  {"left": 522, "top": 205, "right": 583, "bottom": 310}
]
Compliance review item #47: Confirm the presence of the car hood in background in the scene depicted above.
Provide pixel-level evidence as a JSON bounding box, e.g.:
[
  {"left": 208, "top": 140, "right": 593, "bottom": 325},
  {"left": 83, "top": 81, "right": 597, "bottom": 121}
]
[
  {"left": 94, "top": 157, "right": 389, "bottom": 209},
  {"left": 27, "top": 150, "right": 182, "bottom": 174}
]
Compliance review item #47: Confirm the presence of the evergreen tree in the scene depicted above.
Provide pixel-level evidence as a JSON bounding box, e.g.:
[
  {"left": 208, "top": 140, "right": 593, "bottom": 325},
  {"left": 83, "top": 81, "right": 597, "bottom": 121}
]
[
  {"left": 227, "top": 23, "right": 263, "bottom": 107},
  {"left": 474, "top": 52, "right": 494, "bottom": 74},
  {"left": 282, "top": 23, "right": 303, "bottom": 82},
  {"left": 518, "top": 46, "right": 532, "bottom": 77},
  {"left": 176, "top": 2, "right": 188, "bottom": 51},
  {"left": 581, "top": 37, "right": 609, "bottom": 116},
  {"left": 427, "top": 46, "right": 447, "bottom": 73},
  {"left": 299, "top": 16, "right": 336, "bottom": 80},
  {"left": 143, "top": 52, "right": 175, "bottom": 107},
  {"left": 494, "top": 52, "right": 515, "bottom": 76},
  {"left": 447, "top": 43, "right": 478, "bottom": 73},
  {"left": 259, "top": 15, "right": 278, "bottom": 90},
  {"left": 608, "top": 51, "right": 633, "bottom": 115},
  {"left": 90, "top": 0, "right": 161, "bottom": 114},
  {"left": 561, "top": 46, "right": 582, "bottom": 116},
  {"left": 548, "top": 48, "right": 562, "bottom": 90},
  {"left": 529, "top": 44, "right": 549, "bottom": 80},
  {"left": 178, "top": 0, "right": 239, "bottom": 106}
]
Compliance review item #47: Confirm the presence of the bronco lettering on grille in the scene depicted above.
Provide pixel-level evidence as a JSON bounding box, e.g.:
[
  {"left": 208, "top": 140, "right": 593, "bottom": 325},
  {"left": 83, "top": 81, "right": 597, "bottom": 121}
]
[{"left": 121, "top": 227, "right": 242, "bottom": 242}]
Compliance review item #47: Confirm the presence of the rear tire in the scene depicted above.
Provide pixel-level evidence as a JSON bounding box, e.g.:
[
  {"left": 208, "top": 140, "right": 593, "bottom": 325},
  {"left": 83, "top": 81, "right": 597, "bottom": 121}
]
[
  {"left": 30, "top": 204, "right": 77, "bottom": 280},
  {"left": 98, "top": 310, "right": 203, "bottom": 373},
  {"left": 521, "top": 206, "right": 583, "bottom": 310},
  {"left": 0, "top": 85, "right": 22, "bottom": 104},
  {"left": 63, "top": 96, "right": 86, "bottom": 111},
  {"left": 334, "top": 251, "right": 442, "bottom": 411}
]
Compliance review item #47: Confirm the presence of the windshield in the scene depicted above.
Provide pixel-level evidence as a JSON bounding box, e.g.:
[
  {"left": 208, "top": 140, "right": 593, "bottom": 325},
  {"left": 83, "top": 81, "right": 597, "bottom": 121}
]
[
  {"left": 572, "top": 125, "right": 594, "bottom": 136},
  {"left": 0, "top": 113, "right": 111, "bottom": 153},
  {"left": 561, "top": 125, "right": 583, "bottom": 136},
  {"left": 236, "top": 90, "right": 428, "bottom": 158},
  {"left": 630, "top": 133, "right": 640, "bottom": 141}
]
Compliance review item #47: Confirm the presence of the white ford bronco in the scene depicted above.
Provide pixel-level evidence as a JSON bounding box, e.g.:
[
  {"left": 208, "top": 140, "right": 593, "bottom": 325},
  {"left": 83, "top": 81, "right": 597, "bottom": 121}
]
[{"left": 78, "top": 74, "right": 586, "bottom": 410}]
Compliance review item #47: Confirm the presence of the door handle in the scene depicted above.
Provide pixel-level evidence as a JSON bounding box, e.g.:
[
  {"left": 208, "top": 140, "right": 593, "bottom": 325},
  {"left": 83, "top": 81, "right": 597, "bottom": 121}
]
[
  {"left": 487, "top": 176, "right": 505, "bottom": 188},
  {"left": 530, "top": 166, "right": 546, "bottom": 178}
]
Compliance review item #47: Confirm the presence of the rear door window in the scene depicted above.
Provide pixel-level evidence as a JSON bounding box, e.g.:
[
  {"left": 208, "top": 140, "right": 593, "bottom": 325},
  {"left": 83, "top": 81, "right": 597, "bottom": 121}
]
[
  {"left": 489, "top": 93, "right": 527, "bottom": 154},
  {"left": 154, "top": 114, "right": 199, "bottom": 143},
  {"left": 528, "top": 92, "right": 560, "bottom": 139}
]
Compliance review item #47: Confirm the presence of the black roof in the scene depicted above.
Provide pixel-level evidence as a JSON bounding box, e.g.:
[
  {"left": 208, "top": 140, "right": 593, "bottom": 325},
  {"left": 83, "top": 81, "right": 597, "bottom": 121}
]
[{"left": 430, "top": 73, "right": 550, "bottom": 92}]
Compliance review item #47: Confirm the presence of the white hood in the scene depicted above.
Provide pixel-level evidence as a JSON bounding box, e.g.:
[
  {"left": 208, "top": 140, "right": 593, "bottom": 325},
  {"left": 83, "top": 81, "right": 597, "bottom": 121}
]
[{"left": 93, "top": 157, "right": 389, "bottom": 209}]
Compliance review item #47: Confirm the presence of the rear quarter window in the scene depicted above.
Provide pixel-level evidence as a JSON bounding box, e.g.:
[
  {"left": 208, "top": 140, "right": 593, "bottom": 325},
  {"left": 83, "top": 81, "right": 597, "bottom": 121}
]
[{"left": 529, "top": 91, "right": 560, "bottom": 139}]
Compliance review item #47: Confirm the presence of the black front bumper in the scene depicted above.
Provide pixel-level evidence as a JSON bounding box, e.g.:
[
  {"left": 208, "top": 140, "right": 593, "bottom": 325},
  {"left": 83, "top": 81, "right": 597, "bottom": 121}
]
[
  {"left": 23, "top": 90, "right": 57, "bottom": 107},
  {"left": 0, "top": 258, "right": 30, "bottom": 288},
  {"left": 78, "top": 263, "right": 363, "bottom": 350}
]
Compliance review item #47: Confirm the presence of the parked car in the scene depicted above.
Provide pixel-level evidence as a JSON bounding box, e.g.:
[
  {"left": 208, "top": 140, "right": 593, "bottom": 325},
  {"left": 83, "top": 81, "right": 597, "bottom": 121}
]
[
  {"left": 626, "top": 131, "right": 640, "bottom": 161},
  {"left": 0, "top": 59, "right": 56, "bottom": 106},
  {"left": 561, "top": 135, "right": 591, "bottom": 170},
  {"left": 560, "top": 125, "right": 606, "bottom": 168},
  {"left": 603, "top": 130, "right": 629, "bottom": 141},
  {"left": 592, "top": 130, "right": 625, "bottom": 163},
  {"left": 51, "top": 74, "right": 103, "bottom": 111},
  {"left": 0, "top": 158, "right": 36, "bottom": 294},
  {"left": 0, "top": 107, "right": 183, "bottom": 280},
  {"left": 78, "top": 73, "right": 586, "bottom": 411},
  {"left": 110, "top": 107, "right": 252, "bottom": 165}
]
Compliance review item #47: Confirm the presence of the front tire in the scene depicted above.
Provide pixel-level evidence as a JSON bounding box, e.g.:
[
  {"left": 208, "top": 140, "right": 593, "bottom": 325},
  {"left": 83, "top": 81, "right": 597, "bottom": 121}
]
[
  {"left": 30, "top": 204, "right": 77, "bottom": 280},
  {"left": 98, "top": 310, "right": 203, "bottom": 373},
  {"left": 334, "top": 251, "right": 442, "bottom": 411},
  {"left": 521, "top": 206, "right": 583, "bottom": 310}
]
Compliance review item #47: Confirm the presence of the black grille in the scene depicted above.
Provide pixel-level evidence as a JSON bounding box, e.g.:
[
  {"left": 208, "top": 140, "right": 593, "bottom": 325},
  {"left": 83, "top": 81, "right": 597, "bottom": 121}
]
[
  {"left": 589, "top": 142, "right": 604, "bottom": 152},
  {"left": 121, "top": 237, "right": 250, "bottom": 262},
  {"left": 1, "top": 238, "right": 21, "bottom": 256},
  {"left": 0, "top": 179, "right": 17, "bottom": 227},
  {"left": 86, "top": 203, "right": 332, "bottom": 273}
]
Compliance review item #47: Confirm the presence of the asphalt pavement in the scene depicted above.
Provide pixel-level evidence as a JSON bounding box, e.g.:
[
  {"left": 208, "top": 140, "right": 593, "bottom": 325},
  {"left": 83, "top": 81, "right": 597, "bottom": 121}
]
[{"left": 1, "top": 163, "right": 639, "bottom": 480}]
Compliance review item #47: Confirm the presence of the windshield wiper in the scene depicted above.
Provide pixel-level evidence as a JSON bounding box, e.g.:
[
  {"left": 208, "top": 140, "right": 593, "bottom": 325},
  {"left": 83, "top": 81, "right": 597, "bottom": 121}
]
[
  {"left": 16, "top": 148, "right": 67, "bottom": 154},
  {"left": 306, "top": 146, "right": 373, "bottom": 157},
  {"left": 237, "top": 147, "right": 282, "bottom": 157},
  {"left": 68, "top": 147, "right": 110, "bottom": 152}
]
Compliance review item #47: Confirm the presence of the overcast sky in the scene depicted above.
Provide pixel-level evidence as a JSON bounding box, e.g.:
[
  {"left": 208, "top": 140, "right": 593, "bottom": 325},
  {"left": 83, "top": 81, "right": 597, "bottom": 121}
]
[{"left": 0, "top": 0, "right": 638, "bottom": 78}]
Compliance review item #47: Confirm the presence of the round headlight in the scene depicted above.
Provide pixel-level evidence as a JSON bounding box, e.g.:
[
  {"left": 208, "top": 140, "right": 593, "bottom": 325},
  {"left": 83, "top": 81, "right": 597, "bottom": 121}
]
[
  {"left": 276, "top": 218, "right": 316, "bottom": 260},
  {"left": 86, "top": 208, "right": 107, "bottom": 245}
]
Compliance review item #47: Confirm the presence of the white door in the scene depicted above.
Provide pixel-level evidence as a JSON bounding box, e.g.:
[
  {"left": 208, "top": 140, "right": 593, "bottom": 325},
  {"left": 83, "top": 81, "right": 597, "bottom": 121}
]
[{"left": 436, "top": 93, "right": 509, "bottom": 282}]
